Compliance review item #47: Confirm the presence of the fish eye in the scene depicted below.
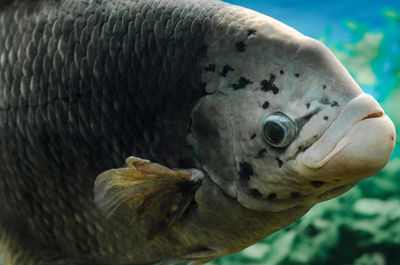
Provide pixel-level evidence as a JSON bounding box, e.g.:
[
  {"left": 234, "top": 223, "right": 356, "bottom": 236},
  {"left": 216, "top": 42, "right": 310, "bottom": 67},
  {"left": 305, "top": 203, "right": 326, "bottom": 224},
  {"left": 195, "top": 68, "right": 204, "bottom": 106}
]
[{"left": 263, "top": 112, "right": 297, "bottom": 148}]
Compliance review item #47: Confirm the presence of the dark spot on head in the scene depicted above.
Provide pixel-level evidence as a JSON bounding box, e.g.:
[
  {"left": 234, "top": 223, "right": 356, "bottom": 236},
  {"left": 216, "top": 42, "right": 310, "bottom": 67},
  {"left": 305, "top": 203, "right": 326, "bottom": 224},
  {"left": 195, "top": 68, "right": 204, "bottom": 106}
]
[
  {"left": 267, "top": 193, "right": 277, "bottom": 200},
  {"left": 298, "top": 145, "right": 310, "bottom": 152},
  {"left": 311, "top": 181, "right": 325, "bottom": 188},
  {"left": 239, "top": 161, "right": 254, "bottom": 182},
  {"left": 262, "top": 101, "right": 269, "bottom": 109},
  {"left": 280, "top": 70, "right": 284, "bottom": 75},
  {"left": 250, "top": 133, "right": 256, "bottom": 140},
  {"left": 276, "top": 157, "right": 283, "bottom": 168},
  {"left": 294, "top": 108, "right": 322, "bottom": 137},
  {"left": 204, "top": 64, "right": 216, "bottom": 72},
  {"left": 331, "top": 101, "right": 339, "bottom": 107},
  {"left": 334, "top": 179, "right": 341, "bottom": 182},
  {"left": 232, "top": 77, "right": 253, "bottom": 90},
  {"left": 323, "top": 116, "right": 329, "bottom": 121},
  {"left": 261, "top": 74, "right": 279, "bottom": 94},
  {"left": 306, "top": 103, "right": 310, "bottom": 109},
  {"left": 295, "top": 73, "right": 300, "bottom": 78},
  {"left": 291, "top": 192, "right": 301, "bottom": 199},
  {"left": 323, "top": 85, "right": 327, "bottom": 89},
  {"left": 286, "top": 143, "right": 313, "bottom": 162},
  {"left": 248, "top": 29, "right": 256, "bottom": 36},
  {"left": 320, "top": 97, "right": 329, "bottom": 104},
  {"left": 257, "top": 149, "right": 267, "bottom": 158},
  {"left": 250, "top": 189, "right": 262, "bottom": 198},
  {"left": 235, "top": 41, "right": 246, "bottom": 52},
  {"left": 220, "top": 65, "right": 234, "bottom": 77}
]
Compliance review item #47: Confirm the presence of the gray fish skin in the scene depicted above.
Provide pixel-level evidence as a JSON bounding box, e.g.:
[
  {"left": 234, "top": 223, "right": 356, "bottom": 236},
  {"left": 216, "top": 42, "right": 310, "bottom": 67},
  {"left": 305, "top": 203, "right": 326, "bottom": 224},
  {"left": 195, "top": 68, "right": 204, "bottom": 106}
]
[{"left": 0, "top": 0, "right": 396, "bottom": 265}]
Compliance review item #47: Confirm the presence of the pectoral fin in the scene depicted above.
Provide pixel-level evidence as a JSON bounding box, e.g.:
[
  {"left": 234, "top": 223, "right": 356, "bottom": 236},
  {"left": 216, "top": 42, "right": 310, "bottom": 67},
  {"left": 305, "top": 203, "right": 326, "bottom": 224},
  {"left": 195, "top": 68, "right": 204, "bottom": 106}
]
[{"left": 94, "top": 156, "right": 203, "bottom": 236}]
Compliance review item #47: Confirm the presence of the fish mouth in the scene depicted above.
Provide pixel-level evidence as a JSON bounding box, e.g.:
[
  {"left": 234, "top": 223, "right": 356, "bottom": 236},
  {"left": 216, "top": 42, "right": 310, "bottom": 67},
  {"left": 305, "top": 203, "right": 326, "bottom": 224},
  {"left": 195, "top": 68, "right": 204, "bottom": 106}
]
[{"left": 295, "top": 94, "right": 396, "bottom": 182}]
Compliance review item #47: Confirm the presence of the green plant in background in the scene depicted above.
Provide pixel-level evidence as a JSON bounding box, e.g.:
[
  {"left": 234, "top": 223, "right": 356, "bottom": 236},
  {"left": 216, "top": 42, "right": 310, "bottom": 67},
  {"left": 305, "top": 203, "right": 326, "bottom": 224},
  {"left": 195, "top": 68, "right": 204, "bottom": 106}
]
[{"left": 210, "top": 8, "right": 400, "bottom": 265}]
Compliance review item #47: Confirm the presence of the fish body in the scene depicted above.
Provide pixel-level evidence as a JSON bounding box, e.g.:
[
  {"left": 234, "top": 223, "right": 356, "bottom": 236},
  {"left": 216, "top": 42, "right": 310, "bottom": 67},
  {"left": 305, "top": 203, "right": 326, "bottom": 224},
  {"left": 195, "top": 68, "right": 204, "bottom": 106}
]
[{"left": 0, "top": 0, "right": 396, "bottom": 265}]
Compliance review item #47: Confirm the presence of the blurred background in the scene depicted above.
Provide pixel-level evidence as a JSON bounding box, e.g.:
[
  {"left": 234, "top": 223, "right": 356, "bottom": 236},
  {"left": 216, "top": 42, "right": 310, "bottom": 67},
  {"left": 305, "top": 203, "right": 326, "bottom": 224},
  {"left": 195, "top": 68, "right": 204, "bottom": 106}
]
[{"left": 211, "top": 0, "right": 400, "bottom": 264}]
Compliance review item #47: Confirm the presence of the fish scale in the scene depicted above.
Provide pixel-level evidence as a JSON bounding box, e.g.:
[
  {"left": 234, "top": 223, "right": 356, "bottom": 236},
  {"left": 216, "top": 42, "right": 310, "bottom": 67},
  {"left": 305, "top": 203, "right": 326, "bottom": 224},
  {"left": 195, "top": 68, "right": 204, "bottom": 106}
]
[{"left": 0, "top": 0, "right": 223, "bottom": 263}]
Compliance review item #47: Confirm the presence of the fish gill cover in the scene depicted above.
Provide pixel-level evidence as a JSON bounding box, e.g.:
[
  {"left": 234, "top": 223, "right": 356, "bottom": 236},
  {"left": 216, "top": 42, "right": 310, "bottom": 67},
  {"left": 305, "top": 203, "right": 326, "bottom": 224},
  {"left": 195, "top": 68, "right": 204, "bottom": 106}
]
[{"left": 207, "top": 2, "right": 400, "bottom": 265}]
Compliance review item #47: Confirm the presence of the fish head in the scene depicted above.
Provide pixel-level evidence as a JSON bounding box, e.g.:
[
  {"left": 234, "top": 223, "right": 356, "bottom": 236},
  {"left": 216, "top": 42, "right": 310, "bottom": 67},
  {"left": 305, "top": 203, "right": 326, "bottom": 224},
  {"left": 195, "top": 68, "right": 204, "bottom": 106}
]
[{"left": 191, "top": 7, "right": 396, "bottom": 212}]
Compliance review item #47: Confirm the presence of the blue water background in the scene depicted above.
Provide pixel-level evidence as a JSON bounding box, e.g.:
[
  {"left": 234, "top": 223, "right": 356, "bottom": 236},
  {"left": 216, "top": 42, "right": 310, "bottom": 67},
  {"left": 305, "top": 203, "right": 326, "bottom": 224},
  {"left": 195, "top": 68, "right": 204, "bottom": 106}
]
[{"left": 225, "top": 0, "right": 400, "bottom": 39}]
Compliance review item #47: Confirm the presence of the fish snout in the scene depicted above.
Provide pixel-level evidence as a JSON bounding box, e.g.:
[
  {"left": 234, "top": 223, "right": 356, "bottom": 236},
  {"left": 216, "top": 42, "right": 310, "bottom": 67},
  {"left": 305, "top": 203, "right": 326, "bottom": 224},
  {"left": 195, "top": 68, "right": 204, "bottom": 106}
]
[{"left": 294, "top": 94, "right": 396, "bottom": 187}]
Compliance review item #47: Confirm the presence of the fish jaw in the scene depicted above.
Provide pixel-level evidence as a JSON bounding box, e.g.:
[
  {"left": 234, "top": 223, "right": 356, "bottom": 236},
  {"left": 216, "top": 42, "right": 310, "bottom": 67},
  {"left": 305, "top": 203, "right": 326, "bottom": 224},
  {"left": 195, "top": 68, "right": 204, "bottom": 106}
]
[{"left": 293, "top": 93, "right": 396, "bottom": 188}]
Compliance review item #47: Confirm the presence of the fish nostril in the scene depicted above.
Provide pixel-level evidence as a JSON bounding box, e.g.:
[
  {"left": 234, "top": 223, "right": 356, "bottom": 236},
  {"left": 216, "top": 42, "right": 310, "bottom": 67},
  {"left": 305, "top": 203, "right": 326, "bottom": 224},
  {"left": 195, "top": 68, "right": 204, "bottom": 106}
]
[
  {"left": 291, "top": 192, "right": 301, "bottom": 199},
  {"left": 310, "top": 181, "right": 325, "bottom": 188},
  {"left": 267, "top": 193, "right": 277, "bottom": 200}
]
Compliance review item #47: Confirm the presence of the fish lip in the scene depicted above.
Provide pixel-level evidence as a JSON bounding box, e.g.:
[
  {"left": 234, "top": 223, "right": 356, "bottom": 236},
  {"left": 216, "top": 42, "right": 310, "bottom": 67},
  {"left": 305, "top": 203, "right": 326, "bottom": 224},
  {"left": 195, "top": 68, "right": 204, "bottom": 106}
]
[
  {"left": 310, "top": 113, "right": 388, "bottom": 168},
  {"left": 298, "top": 94, "right": 386, "bottom": 169}
]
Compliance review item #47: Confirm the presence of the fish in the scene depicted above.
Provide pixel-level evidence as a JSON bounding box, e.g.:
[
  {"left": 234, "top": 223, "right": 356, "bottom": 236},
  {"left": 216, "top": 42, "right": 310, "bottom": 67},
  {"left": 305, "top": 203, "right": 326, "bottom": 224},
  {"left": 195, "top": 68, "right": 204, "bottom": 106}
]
[{"left": 0, "top": 0, "right": 396, "bottom": 264}]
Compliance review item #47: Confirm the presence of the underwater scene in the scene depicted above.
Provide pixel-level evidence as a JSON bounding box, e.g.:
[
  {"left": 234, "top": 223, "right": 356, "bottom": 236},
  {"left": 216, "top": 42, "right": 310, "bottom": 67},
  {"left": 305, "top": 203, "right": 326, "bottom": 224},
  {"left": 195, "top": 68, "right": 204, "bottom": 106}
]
[
  {"left": 210, "top": 0, "right": 400, "bottom": 265},
  {"left": 0, "top": 1, "right": 399, "bottom": 265}
]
